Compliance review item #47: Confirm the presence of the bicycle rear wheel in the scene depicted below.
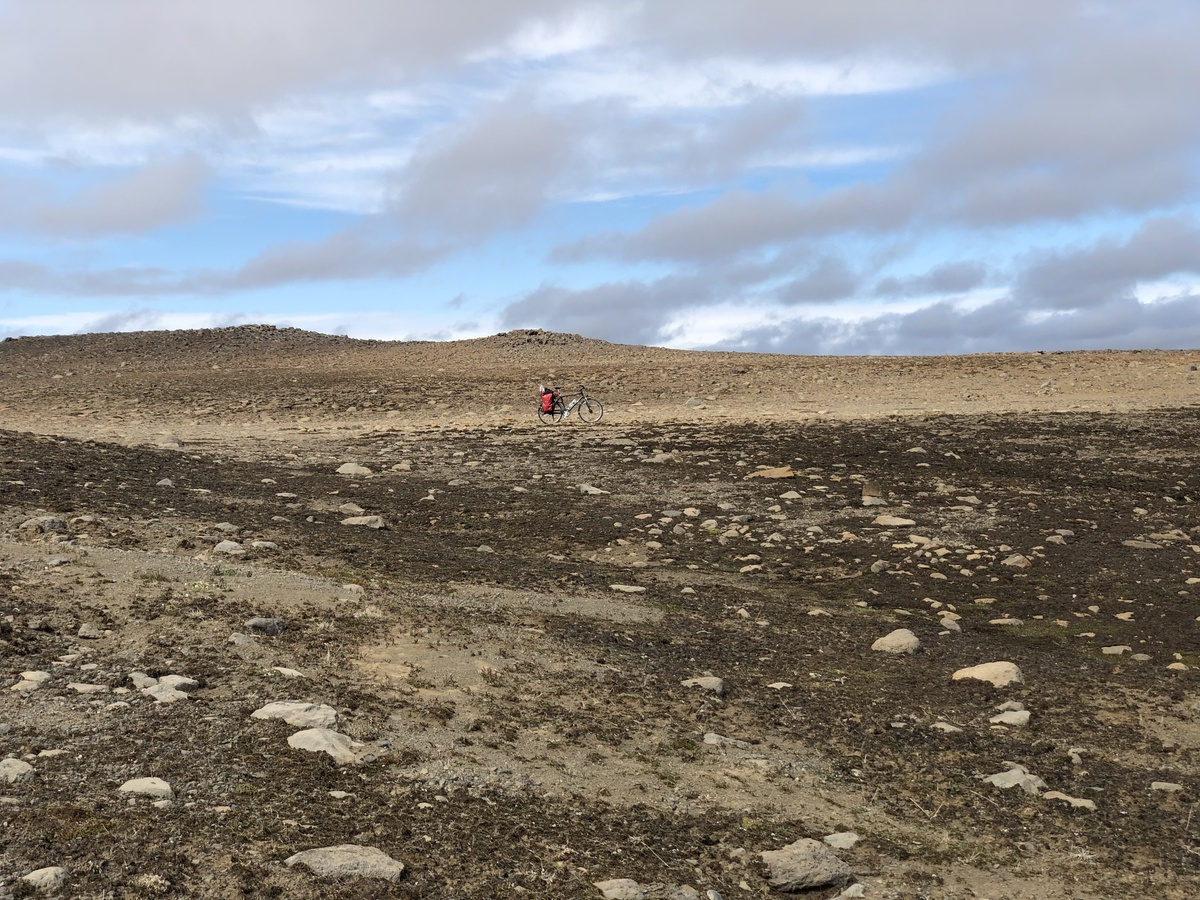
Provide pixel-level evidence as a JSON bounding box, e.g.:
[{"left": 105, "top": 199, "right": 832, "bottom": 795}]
[
  {"left": 538, "top": 404, "right": 566, "bottom": 424},
  {"left": 578, "top": 398, "right": 604, "bottom": 423}
]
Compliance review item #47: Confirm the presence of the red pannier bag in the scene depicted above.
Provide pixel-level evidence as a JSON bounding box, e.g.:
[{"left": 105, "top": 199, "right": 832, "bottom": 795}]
[{"left": 540, "top": 391, "right": 555, "bottom": 412}]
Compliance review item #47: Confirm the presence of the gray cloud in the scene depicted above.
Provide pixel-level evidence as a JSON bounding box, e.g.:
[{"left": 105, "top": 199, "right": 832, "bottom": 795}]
[
  {"left": 0, "top": 225, "right": 445, "bottom": 297},
  {"left": 30, "top": 156, "right": 210, "bottom": 236},
  {"left": 638, "top": 1, "right": 1082, "bottom": 67},
  {"left": 775, "top": 256, "right": 858, "bottom": 304},
  {"left": 388, "top": 96, "right": 578, "bottom": 239},
  {"left": 873, "top": 261, "right": 987, "bottom": 298},
  {"left": 714, "top": 293, "right": 1200, "bottom": 357},
  {"left": 0, "top": 1, "right": 565, "bottom": 120},
  {"left": 229, "top": 227, "right": 445, "bottom": 288},
  {"left": 1014, "top": 216, "right": 1200, "bottom": 310}
]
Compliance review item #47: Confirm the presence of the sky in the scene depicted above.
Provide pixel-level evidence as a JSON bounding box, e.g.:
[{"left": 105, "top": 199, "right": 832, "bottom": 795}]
[{"left": 0, "top": 0, "right": 1198, "bottom": 355}]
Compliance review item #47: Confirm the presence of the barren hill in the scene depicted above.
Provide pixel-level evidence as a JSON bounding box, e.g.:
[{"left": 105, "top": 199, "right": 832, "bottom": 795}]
[
  {"left": 1, "top": 326, "right": 1197, "bottom": 453},
  {"left": 1, "top": 327, "right": 1199, "bottom": 898}
]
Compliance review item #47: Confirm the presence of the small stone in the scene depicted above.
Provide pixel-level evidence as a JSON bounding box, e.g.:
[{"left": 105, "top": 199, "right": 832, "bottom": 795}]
[
  {"left": 68, "top": 683, "right": 108, "bottom": 694},
  {"left": 982, "top": 764, "right": 1045, "bottom": 795},
  {"left": 873, "top": 514, "right": 915, "bottom": 527},
  {"left": 1101, "top": 645, "right": 1132, "bottom": 655},
  {"left": 341, "top": 515, "right": 385, "bottom": 529},
  {"left": 952, "top": 661, "right": 1024, "bottom": 687},
  {"left": 288, "top": 728, "right": 363, "bottom": 764},
  {"left": 744, "top": 466, "right": 795, "bottom": 480},
  {"left": 1043, "top": 790, "right": 1096, "bottom": 810},
  {"left": 338, "top": 502, "right": 365, "bottom": 515},
  {"left": 336, "top": 463, "right": 373, "bottom": 477},
  {"left": 252, "top": 701, "right": 339, "bottom": 729},
  {"left": 823, "top": 832, "right": 861, "bottom": 850},
  {"left": 681, "top": 676, "right": 725, "bottom": 695},
  {"left": 932, "top": 721, "right": 962, "bottom": 733},
  {"left": 286, "top": 845, "right": 403, "bottom": 881},
  {"left": 871, "top": 628, "right": 921, "bottom": 654},
  {"left": 156, "top": 478, "right": 175, "bottom": 487},
  {"left": 609, "top": 584, "right": 646, "bottom": 593},
  {"left": 143, "top": 682, "right": 189, "bottom": 703},
  {"left": 119, "top": 777, "right": 174, "bottom": 800},
  {"left": 1002, "top": 554, "right": 1032, "bottom": 568},
  {"left": 213, "top": 540, "right": 244, "bottom": 555},
  {"left": 1, "top": 758, "right": 35, "bottom": 783},
  {"left": 593, "top": 880, "right": 643, "bottom": 899},
  {"left": 760, "top": 838, "right": 852, "bottom": 892},
  {"left": 76, "top": 623, "right": 104, "bottom": 639},
  {"left": 1151, "top": 782, "right": 1183, "bottom": 792},
  {"left": 271, "top": 667, "right": 305, "bottom": 679},
  {"left": 251, "top": 541, "right": 280, "bottom": 551},
  {"left": 989, "top": 710, "right": 1031, "bottom": 726},
  {"left": 21, "top": 866, "right": 67, "bottom": 893}
]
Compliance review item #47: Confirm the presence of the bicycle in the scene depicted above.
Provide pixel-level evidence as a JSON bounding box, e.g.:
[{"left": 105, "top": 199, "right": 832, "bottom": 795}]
[{"left": 538, "top": 385, "right": 604, "bottom": 424}]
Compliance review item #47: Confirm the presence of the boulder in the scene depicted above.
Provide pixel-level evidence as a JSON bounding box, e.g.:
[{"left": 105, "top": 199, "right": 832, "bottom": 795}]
[
  {"left": 252, "top": 701, "right": 338, "bottom": 729},
  {"left": 871, "top": 628, "right": 921, "bottom": 654},
  {"left": 286, "top": 845, "right": 404, "bottom": 881},
  {"left": 952, "top": 661, "right": 1024, "bottom": 687},
  {"left": 760, "top": 838, "right": 852, "bottom": 892}
]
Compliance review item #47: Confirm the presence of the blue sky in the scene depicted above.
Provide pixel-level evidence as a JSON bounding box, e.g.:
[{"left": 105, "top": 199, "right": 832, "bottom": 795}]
[{"left": 1, "top": 1, "right": 1198, "bottom": 353}]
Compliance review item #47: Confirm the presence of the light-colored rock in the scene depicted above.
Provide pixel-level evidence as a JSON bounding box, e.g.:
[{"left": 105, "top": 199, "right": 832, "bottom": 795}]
[
  {"left": 873, "top": 515, "right": 916, "bottom": 527},
  {"left": 1101, "top": 645, "right": 1132, "bottom": 655},
  {"left": 1002, "top": 554, "right": 1032, "bottom": 568},
  {"left": 285, "top": 845, "right": 404, "bottom": 881},
  {"left": 12, "top": 670, "right": 52, "bottom": 692},
  {"left": 744, "top": 466, "right": 795, "bottom": 480},
  {"left": 871, "top": 628, "right": 921, "bottom": 654},
  {"left": 251, "top": 541, "right": 280, "bottom": 551},
  {"left": 760, "top": 838, "right": 852, "bottom": 892},
  {"left": 823, "top": 832, "right": 861, "bottom": 850},
  {"left": 579, "top": 483, "right": 610, "bottom": 495},
  {"left": 288, "top": 728, "right": 362, "bottom": 764},
  {"left": 982, "top": 764, "right": 1045, "bottom": 795},
  {"left": 68, "top": 682, "right": 108, "bottom": 694},
  {"left": 932, "top": 721, "right": 963, "bottom": 733},
  {"left": 21, "top": 866, "right": 67, "bottom": 893},
  {"left": 119, "top": 777, "right": 174, "bottom": 800},
  {"left": 609, "top": 584, "right": 646, "bottom": 593},
  {"left": 336, "top": 463, "right": 373, "bottom": 477},
  {"left": 338, "top": 502, "right": 365, "bottom": 515},
  {"left": 989, "top": 710, "right": 1031, "bottom": 726},
  {"left": 142, "top": 682, "right": 189, "bottom": 703},
  {"left": 252, "top": 701, "right": 339, "bottom": 729},
  {"left": 340, "top": 515, "right": 385, "bottom": 529},
  {"left": 213, "top": 540, "right": 244, "bottom": 555},
  {"left": 1043, "top": 790, "right": 1096, "bottom": 810},
  {"left": 594, "top": 879, "right": 643, "bottom": 899},
  {"left": 952, "top": 661, "right": 1024, "bottom": 687},
  {"left": 1151, "top": 781, "right": 1183, "bottom": 792},
  {"left": 271, "top": 667, "right": 305, "bottom": 679},
  {"left": 77, "top": 623, "right": 104, "bottom": 639},
  {"left": 681, "top": 676, "right": 724, "bottom": 695},
  {"left": 1, "top": 758, "right": 35, "bottom": 783}
]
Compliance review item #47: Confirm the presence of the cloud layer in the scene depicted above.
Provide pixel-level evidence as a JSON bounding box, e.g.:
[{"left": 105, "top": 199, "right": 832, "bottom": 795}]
[{"left": 0, "top": 1, "right": 1197, "bottom": 353}]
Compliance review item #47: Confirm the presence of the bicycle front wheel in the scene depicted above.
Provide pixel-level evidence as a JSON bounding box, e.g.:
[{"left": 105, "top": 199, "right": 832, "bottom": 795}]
[
  {"left": 538, "top": 404, "right": 566, "bottom": 424},
  {"left": 578, "top": 398, "right": 604, "bottom": 423}
]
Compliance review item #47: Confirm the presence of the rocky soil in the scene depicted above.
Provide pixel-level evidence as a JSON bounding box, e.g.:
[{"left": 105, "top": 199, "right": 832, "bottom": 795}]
[{"left": 1, "top": 326, "right": 1199, "bottom": 898}]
